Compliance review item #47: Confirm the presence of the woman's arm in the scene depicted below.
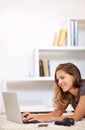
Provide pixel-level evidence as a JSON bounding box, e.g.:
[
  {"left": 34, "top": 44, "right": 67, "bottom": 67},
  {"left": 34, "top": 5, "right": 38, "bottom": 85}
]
[
  {"left": 55, "top": 95, "right": 85, "bottom": 121},
  {"left": 21, "top": 106, "right": 66, "bottom": 123},
  {"left": 71, "top": 95, "right": 85, "bottom": 121},
  {"left": 26, "top": 96, "right": 85, "bottom": 122}
]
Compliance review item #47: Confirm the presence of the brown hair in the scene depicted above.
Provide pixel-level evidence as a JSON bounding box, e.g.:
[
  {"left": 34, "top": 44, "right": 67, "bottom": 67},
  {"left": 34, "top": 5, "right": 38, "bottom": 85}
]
[{"left": 53, "top": 62, "right": 82, "bottom": 108}]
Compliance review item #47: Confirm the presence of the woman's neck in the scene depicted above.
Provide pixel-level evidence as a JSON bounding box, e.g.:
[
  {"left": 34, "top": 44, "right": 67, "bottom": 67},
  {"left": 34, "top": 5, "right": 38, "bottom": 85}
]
[{"left": 69, "top": 88, "right": 78, "bottom": 99}]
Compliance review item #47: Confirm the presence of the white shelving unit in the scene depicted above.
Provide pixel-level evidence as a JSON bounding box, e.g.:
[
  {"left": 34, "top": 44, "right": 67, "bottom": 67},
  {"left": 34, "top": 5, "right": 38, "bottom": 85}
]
[
  {"left": 4, "top": 19, "right": 85, "bottom": 112},
  {"left": 33, "top": 19, "right": 85, "bottom": 80},
  {"left": 34, "top": 46, "right": 85, "bottom": 79}
]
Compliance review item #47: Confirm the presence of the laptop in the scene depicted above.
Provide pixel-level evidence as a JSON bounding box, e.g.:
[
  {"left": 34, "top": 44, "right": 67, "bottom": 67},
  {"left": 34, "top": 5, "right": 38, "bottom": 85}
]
[
  {"left": 2, "top": 92, "right": 24, "bottom": 123},
  {"left": 2, "top": 91, "right": 52, "bottom": 125},
  {"left": 2, "top": 92, "right": 40, "bottom": 124}
]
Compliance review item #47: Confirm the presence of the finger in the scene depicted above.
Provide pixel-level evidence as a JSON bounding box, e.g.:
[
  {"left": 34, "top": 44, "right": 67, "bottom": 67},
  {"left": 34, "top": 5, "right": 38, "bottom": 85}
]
[
  {"left": 23, "top": 116, "right": 34, "bottom": 123},
  {"left": 21, "top": 112, "right": 30, "bottom": 118},
  {"left": 27, "top": 114, "right": 34, "bottom": 120},
  {"left": 26, "top": 114, "right": 35, "bottom": 121},
  {"left": 23, "top": 117, "right": 29, "bottom": 122},
  {"left": 27, "top": 118, "right": 36, "bottom": 122}
]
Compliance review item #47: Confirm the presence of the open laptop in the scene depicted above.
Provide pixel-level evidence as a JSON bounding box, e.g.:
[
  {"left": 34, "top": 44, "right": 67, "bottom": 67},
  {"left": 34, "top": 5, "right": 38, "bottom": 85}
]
[
  {"left": 2, "top": 91, "right": 53, "bottom": 125},
  {"left": 2, "top": 91, "right": 24, "bottom": 124},
  {"left": 2, "top": 92, "right": 41, "bottom": 124}
]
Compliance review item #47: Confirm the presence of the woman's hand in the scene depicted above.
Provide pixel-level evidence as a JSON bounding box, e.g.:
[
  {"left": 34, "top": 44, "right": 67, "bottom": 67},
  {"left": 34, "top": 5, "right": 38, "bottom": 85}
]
[
  {"left": 21, "top": 112, "right": 53, "bottom": 123},
  {"left": 21, "top": 107, "right": 67, "bottom": 123}
]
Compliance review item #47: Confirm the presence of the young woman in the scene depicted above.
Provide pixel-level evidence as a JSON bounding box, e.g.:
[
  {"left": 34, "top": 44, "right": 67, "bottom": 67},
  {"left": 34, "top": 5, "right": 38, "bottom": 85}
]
[{"left": 22, "top": 62, "right": 85, "bottom": 123}]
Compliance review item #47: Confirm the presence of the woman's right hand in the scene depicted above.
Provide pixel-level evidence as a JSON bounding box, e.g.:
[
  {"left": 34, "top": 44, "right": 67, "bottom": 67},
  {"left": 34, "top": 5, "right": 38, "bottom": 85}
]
[
  {"left": 21, "top": 112, "right": 53, "bottom": 123},
  {"left": 21, "top": 112, "right": 32, "bottom": 123}
]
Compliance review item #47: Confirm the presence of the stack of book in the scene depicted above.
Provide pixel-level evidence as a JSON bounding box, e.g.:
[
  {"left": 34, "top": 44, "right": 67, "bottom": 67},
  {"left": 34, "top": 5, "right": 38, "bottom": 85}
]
[
  {"left": 39, "top": 59, "right": 50, "bottom": 77},
  {"left": 52, "top": 28, "right": 67, "bottom": 46}
]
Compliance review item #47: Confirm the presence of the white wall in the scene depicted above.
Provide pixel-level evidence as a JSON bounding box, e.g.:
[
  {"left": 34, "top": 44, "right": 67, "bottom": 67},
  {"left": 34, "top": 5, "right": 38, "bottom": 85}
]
[
  {"left": 0, "top": 0, "right": 85, "bottom": 113},
  {"left": 0, "top": 0, "right": 85, "bottom": 80}
]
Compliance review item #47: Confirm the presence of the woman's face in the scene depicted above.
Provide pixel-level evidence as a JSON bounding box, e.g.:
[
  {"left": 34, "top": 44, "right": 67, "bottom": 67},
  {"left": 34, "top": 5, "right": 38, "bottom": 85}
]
[{"left": 56, "top": 70, "right": 74, "bottom": 92}]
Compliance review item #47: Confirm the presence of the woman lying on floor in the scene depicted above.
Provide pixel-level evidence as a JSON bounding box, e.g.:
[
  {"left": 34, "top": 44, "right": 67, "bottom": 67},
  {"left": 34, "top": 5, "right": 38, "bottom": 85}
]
[{"left": 22, "top": 62, "right": 85, "bottom": 123}]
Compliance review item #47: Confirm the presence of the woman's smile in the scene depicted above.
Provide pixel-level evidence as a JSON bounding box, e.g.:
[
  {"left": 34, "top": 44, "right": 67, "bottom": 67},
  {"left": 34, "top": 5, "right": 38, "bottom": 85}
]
[
  {"left": 60, "top": 84, "right": 67, "bottom": 92},
  {"left": 56, "top": 70, "right": 74, "bottom": 92}
]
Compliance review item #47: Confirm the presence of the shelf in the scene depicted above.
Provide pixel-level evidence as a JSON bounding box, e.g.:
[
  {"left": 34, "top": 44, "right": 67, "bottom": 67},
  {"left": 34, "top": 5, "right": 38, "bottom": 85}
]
[
  {"left": 34, "top": 46, "right": 85, "bottom": 78},
  {"left": 70, "top": 19, "right": 85, "bottom": 23},
  {"left": 5, "top": 77, "right": 54, "bottom": 82},
  {"left": 34, "top": 47, "right": 85, "bottom": 59},
  {"left": 4, "top": 77, "right": 54, "bottom": 91},
  {"left": 35, "top": 46, "right": 85, "bottom": 51}
]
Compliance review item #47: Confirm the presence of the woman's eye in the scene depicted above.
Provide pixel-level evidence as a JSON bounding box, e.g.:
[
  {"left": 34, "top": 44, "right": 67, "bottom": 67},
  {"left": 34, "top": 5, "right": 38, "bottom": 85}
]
[{"left": 61, "top": 76, "right": 64, "bottom": 79}]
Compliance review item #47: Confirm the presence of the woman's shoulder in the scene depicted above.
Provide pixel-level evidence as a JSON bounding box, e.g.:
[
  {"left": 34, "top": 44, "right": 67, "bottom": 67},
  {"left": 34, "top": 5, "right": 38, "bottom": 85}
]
[
  {"left": 81, "top": 79, "right": 85, "bottom": 87},
  {"left": 79, "top": 80, "right": 85, "bottom": 96}
]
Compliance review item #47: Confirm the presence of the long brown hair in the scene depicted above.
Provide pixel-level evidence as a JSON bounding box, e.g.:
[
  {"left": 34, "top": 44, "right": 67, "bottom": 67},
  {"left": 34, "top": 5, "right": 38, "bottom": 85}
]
[{"left": 53, "top": 62, "right": 82, "bottom": 108}]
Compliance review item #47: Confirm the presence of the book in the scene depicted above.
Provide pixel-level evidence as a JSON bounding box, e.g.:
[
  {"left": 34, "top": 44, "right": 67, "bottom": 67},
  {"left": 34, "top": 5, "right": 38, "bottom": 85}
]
[
  {"left": 39, "top": 59, "right": 50, "bottom": 77},
  {"left": 70, "top": 20, "right": 78, "bottom": 46},
  {"left": 52, "top": 32, "right": 58, "bottom": 46},
  {"left": 39, "top": 59, "right": 44, "bottom": 76},
  {"left": 42, "top": 59, "right": 48, "bottom": 76},
  {"left": 47, "top": 60, "right": 50, "bottom": 76},
  {"left": 70, "top": 20, "right": 75, "bottom": 46},
  {"left": 74, "top": 20, "right": 78, "bottom": 46},
  {"left": 57, "top": 28, "right": 67, "bottom": 46}
]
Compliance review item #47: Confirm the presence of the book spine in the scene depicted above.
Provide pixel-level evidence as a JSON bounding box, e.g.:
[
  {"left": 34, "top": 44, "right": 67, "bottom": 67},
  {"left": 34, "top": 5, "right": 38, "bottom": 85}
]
[
  {"left": 42, "top": 59, "right": 48, "bottom": 77},
  {"left": 70, "top": 20, "right": 75, "bottom": 46},
  {"left": 57, "top": 29, "right": 67, "bottom": 46},
  {"left": 39, "top": 59, "right": 44, "bottom": 76},
  {"left": 47, "top": 60, "right": 50, "bottom": 76},
  {"left": 52, "top": 32, "right": 58, "bottom": 46},
  {"left": 74, "top": 20, "right": 78, "bottom": 46}
]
